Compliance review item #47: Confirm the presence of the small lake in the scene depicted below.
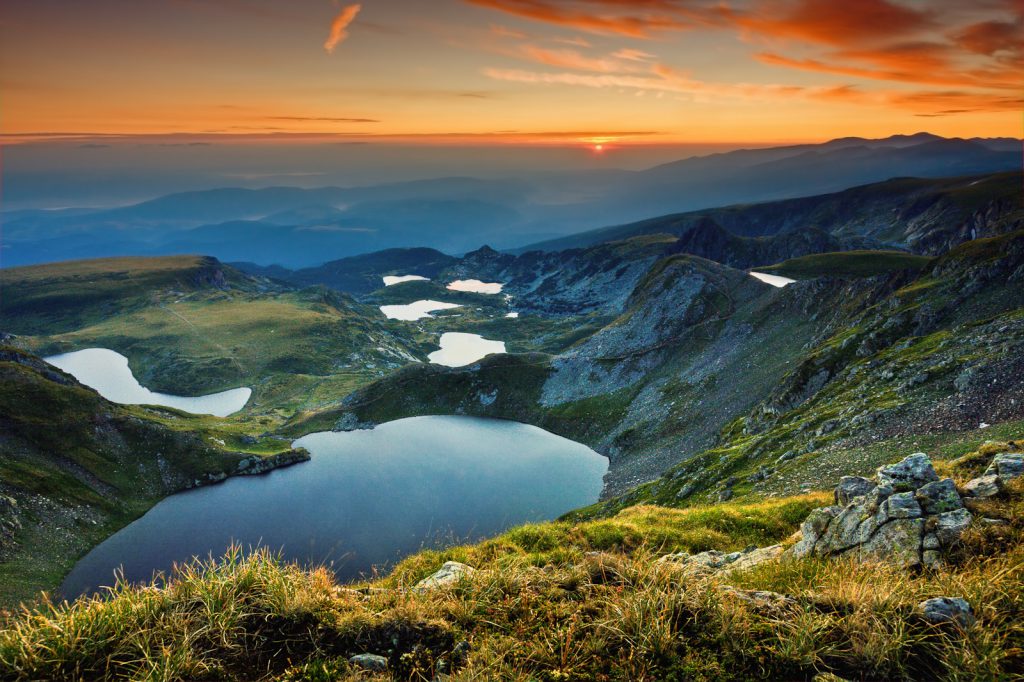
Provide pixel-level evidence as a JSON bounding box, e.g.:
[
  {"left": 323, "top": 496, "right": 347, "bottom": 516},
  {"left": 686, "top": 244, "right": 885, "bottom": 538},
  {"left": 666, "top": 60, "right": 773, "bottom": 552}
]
[
  {"left": 44, "top": 348, "right": 251, "bottom": 417},
  {"left": 380, "top": 300, "right": 462, "bottom": 321},
  {"left": 428, "top": 332, "right": 505, "bottom": 367},
  {"left": 749, "top": 272, "right": 797, "bottom": 288},
  {"left": 62, "top": 416, "right": 607, "bottom": 597},
  {"left": 383, "top": 274, "right": 429, "bottom": 286},
  {"left": 447, "top": 279, "right": 503, "bottom": 294}
]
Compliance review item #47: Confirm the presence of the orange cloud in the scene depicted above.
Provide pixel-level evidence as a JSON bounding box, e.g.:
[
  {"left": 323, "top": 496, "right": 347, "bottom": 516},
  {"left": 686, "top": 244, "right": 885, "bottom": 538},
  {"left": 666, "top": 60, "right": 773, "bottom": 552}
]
[
  {"left": 612, "top": 48, "right": 657, "bottom": 62},
  {"left": 736, "top": 0, "right": 934, "bottom": 47},
  {"left": 519, "top": 45, "right": 641, "bottom": 72},
  {"left": 324, "top": 3, "right": 362, "bottom": 54},
  {"left": 465, "top": 0, "right": 711, "bottom": 37},
  {"left": 952, "top": 17, "right": 1023, "bottom": 56}
]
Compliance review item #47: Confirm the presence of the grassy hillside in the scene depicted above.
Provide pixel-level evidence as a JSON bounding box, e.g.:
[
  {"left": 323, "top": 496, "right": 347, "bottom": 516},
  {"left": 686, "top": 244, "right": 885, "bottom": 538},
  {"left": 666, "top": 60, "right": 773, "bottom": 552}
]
[
  {"left": 586, "top": 231, "right": 1024, "bottom": 515},
  {"left": 1, "top": 439, "right": 1020, "bottom": 681},
  {"left": 0, "top": 347, "right": 306, "bottom": 606},
  {"left": 758, "top": 250, "right": 935, "bottom": 279},
  {"left": 2, "top": 256, "right": 422, "bottom": 418}
]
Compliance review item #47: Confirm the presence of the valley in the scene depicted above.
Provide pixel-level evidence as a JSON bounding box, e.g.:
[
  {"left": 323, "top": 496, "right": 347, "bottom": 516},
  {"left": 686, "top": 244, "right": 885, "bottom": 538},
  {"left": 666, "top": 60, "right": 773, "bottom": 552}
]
[
  {"left": 1, "top": 163, "right": 1022, "bottom": 680},
  {"left": 3, "top": 167, "right": 1023, "bottom": 600}
]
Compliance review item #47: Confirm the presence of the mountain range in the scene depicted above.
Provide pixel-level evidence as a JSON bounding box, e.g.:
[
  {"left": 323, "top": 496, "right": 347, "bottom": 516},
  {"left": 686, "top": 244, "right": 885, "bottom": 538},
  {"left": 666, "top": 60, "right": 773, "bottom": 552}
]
[{"left": 2, "top": 134, "right": 1019, "bottom": 268}]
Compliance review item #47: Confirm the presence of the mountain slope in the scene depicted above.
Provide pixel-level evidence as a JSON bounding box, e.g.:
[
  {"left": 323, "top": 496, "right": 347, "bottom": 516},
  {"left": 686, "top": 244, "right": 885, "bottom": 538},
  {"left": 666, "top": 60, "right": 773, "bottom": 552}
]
[
  {"left": 1, "top": 256, "right": 420, "bottom": 416},
  {"left": 0, "top": 347, "right": 307, "bottom": 605},
  {"left": 311, "top": 230, "right": 1024, "bottom": 497},
  {"left": 527, "top": 171, "right": 1024, "bottom": 255}
]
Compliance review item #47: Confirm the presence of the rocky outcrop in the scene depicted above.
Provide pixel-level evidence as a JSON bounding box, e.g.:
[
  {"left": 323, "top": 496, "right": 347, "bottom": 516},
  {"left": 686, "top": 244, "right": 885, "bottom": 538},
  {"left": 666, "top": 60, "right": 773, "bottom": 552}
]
[
  {"left": 659, "top": 545, "right": 785, "bottom": 576},
  {"left": 414, "top": 561, "right": 476, "bottom": 592},
  {"left": 233, "top": 449, "right": 310, "bottom": 476},
  {"left": 791, "top": 454, "right": 972, "bottom": 568},
  {"left": 962, "top": 453, "right": 1023, "bottom": 499}
]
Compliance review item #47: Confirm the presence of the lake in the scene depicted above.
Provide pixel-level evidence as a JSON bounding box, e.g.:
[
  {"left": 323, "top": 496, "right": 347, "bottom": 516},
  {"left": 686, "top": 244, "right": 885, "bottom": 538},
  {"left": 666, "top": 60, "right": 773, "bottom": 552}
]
[
  {"left": 446, "top": 279, "right": 503, "bottom": 294},
  {"left": 62, "top": 416, "right": 608, "bottom": 597},
  {"left": 749, "top": 271, "right": 797, "bottom": 287},
  {"left": 383, "top": 274, "right": 429, "bottom": 286},
  {"left": 379, "top": 299, "right": 461, "bottom": 321},
  {"left": 428, "top": 332, "right": 505, "bottom": 366},
  {"left": 44, "top": 348, "right": 251, "bottom": 417}
]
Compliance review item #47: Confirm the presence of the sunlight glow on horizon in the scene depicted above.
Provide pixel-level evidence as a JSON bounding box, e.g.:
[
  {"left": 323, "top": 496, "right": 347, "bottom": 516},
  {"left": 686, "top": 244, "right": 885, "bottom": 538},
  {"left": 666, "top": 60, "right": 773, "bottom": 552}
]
[{"left": 1, "top": 1, "right": 1020, "bottom": 145}]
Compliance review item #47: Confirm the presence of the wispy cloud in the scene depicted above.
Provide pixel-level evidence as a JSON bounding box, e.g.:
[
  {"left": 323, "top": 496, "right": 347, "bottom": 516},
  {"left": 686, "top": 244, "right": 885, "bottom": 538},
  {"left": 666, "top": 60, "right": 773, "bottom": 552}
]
[
  {"left": 268, "top": 115, "right": 379, "bottom": 123},
  {"left": 324, "top": 4, "right": 362, "bottom": 54}
]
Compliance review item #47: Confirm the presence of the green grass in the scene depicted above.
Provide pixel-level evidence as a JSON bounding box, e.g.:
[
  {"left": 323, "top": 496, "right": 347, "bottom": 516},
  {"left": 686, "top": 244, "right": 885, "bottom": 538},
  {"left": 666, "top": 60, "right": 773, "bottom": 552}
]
[{"left": 759, "top": 250, "right": 935, "bottom": 280}]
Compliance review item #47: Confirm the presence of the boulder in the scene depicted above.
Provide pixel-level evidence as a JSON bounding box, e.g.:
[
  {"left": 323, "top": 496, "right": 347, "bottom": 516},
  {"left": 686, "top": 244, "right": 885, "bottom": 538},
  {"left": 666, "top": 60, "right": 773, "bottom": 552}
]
[
  {"left": 962, "top": 474, "right": 1000, "bottom": 499},
  {"left": 915, "top": 479, "right": 963, "bottom": 515},
  {"left": 876, "top": 453, "right": 938, "bottom": 491},
  {"left": 792, "top": 453, "right": 971, "bottom": 568},
  {"left": 934, "top": 508, "right": 972, "bottom": 546},
  {"left": 414, "top": 561, "right": 476, "bottom": 592},
  {"left": 349, "top": 653, "right": 388, "bottom": 671},
  {"left": 989, "top": 453, "right": 1024, "bottom": 481},
  {"left": 916, "top": 597, "right": 976, "bottom": 627},
  {"left": 834, "top": 476, "right": 874, "bottom": 505},
  {"left": 858, "top": 518, "right": 924, "bottom": 568},
  {"left": 962, "top": 453, "right": 1023, "bottom": 498}
]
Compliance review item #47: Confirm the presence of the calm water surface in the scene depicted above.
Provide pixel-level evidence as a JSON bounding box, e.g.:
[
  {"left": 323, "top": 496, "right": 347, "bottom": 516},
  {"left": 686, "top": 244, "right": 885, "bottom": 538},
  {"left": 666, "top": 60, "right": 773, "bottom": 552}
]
[{"left": 62, "top": 416, "right": 607, "bottom": 597}]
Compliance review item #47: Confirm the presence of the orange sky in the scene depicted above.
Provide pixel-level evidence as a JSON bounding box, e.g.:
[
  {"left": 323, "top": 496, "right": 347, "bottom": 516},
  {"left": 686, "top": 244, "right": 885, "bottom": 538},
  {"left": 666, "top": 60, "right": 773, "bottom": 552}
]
[{"left": 1, "top": 0, "right": 1021, "bottom": 146}]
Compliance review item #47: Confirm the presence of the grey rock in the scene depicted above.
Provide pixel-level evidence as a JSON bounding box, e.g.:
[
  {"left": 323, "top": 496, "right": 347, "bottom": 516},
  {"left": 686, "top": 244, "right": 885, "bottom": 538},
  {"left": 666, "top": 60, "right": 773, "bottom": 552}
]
[
  {"left": 916, "top": 597, "right": 976, "bottom": 627},
  {"left": 858, "top": 518, "right": 924, "bottom": 568},
  {"left": 659, "top": 545, "right": 783, "bottom": 576},
  {"left": 776, "top": 450, "right": 796, "bottom": 464},
  {"left": 934, "top": 508, "right": 972, "bottom": 546},
  {"left": 349, "top": 653, "right": 388, "bottom": 671},
  {"left": 877, "top": 491, "right": 922, "bottom": 522},
  {"left": 791, "top": 506, "right": 840, "bottom": 558},
  {"left": 414, "top": 561, "right": 476, "bottom": 592},
  {"left": 963, "top": 474, "right": 1001, "bottom": 499},
  {"left": 877, "top": 453, "right": 938, "bottom": 491},
  {"left": 717, "top": 489, "right": 733, "bottom": 502},
  {"left": 835, "top": 476, "right": 874, "bottom": 505},
  {"left": 676, "top": 483, "right": 695, "bottom": 499},
  {"left": 862, "top": 484, "right": 894, "bottom": 512},
  {"left": 915, "top": 479, "right": 963, "bottom": 515},
  {"left": 986, "top": 453, "right": 1024, "bottom": 484}
]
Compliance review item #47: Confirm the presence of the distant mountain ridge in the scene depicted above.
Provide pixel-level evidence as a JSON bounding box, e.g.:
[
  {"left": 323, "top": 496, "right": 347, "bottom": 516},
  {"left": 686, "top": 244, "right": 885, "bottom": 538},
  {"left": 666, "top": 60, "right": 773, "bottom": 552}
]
[
  {"left": 524, "top": 171, "right": 1023, "bottom": 255},
  {"left": 2, "top": 133, "right": 1019, "bottom": 268}
]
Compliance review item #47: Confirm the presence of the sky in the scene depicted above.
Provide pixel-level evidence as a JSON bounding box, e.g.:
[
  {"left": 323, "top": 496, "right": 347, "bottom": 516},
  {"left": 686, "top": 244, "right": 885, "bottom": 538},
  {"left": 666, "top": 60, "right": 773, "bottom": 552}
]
[{"left": 2, "top": 0, "right": 1022, "bottom": 149}]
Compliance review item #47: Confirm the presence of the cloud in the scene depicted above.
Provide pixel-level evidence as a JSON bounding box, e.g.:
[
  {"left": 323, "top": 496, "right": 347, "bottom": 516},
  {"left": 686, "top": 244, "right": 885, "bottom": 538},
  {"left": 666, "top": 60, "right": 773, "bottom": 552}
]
[
  {"left": 324, "top": 4, "right": 362, "bottom": 54},
  {"left": 951, "top": 17, "right": 1023, "bottom": 56},
  {"left": 612, "top": 48, "right": 657, "bottom": 62},
  {"left": 518, "top": 45, "right": 641, "bottom": 72},
  {"left": 735, "top": 0, "right": 935, "bottom": 47},
  {"left": 269, "top": 115, "right": 379, "bottom": 123},
  {"left": 465, "top": 0, "right": 714, "bottom": 37}
]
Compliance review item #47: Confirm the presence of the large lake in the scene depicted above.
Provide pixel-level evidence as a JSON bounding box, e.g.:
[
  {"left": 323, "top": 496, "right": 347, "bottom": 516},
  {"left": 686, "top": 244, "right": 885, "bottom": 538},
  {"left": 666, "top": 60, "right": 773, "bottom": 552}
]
[{"left": 62, "top": 416, "right": 607, "bottom": 597}]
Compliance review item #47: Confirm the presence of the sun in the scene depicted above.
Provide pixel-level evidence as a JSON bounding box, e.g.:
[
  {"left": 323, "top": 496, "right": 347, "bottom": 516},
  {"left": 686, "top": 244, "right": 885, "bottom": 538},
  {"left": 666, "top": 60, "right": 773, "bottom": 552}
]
[{"left": 593, "top": 144, "right": 604, "bottom": 152}]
